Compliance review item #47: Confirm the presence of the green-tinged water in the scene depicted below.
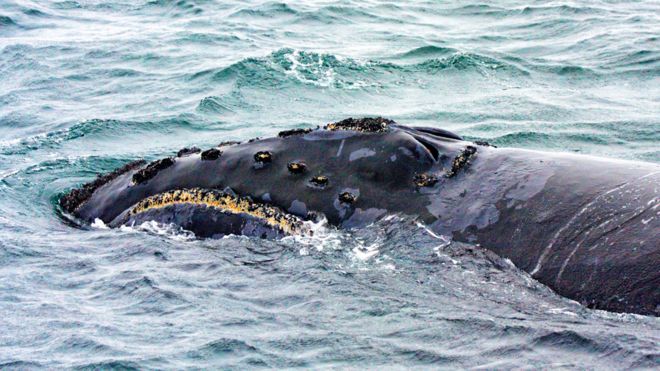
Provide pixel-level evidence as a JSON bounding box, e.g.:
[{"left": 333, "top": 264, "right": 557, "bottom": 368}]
[{"left": 1, "top": 1, "right": 659, "bottom": 369}]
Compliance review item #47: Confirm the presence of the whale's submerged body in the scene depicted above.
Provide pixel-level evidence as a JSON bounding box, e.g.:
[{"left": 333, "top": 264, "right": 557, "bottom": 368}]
[{"left": 60, "top": 118, "right": 659, "bottom": 316}]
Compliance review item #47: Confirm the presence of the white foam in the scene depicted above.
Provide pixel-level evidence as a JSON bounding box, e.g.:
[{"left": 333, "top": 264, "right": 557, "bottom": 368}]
[
  {"left": 282, "top": 216, "right": 343, "bottom": 255},
  {"left": 119, "top": 220, "right": 196, "bottom": 241},
  {"left": 91, "top": 218, "right": 109, "bottom": 229}
]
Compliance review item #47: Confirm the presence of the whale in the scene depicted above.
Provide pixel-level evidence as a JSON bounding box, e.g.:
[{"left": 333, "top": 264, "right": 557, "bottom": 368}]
[{"left": 60, "top": 117, "right": 660, "bottom": 316}]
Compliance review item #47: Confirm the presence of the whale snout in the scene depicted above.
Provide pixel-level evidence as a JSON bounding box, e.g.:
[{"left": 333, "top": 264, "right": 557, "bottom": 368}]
[{"left": 61, "top": 118, "right": 471, "bottom": 235}]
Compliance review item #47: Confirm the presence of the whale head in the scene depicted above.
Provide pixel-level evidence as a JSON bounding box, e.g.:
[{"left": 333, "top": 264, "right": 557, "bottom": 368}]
[{"left": 62, "top": 118, "right": 476, "bottom": 238}]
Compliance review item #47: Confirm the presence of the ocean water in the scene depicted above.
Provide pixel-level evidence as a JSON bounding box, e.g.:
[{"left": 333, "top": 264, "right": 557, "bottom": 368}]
[{"left": 1, "top": 0, "right": 659, "bottom": 369}]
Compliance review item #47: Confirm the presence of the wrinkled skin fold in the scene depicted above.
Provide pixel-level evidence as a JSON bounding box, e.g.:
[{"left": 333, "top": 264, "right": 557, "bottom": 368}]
[{"left": 60, "top": 117, "right": 660, "bottom": 316}]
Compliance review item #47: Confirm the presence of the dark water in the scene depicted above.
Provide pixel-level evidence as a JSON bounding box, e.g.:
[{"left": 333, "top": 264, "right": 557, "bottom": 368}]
[{"left": 1, "top": 0, "right": 659, "bottom": 369}]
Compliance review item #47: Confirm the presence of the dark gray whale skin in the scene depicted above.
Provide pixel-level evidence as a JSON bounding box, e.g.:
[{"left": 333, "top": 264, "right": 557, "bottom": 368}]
[{"left": 61, "top": 119, "right": 659, "bottom": 316}]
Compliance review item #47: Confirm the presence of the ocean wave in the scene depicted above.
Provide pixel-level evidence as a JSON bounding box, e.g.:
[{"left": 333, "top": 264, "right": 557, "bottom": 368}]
[
  {"left": 197, "top": 96, "right": 236, "bottom": 113},
  {"left": 190, "top": 48, "right": 384, "bottom": 89},
  {"left": 491, "top": 131, "right": 615, "bottom": 146},
  {"left": 397, "top": 47, "right": 613, "bottom": 77},
  {"left": 396, "top": 45, "right": 457, "bottom": 59},
  {"left": 0, "top": 2, "right": 58, "bottom": 31},
  {"left": 447, "top": 3, "right": 605, "bottom": 17},
  {"left": 0, "top": 14, "right": 18, "bottom": 28},
  {"left": 228, "top": 2, "right": 297, "bottom": 19},
  {"left": 0, "top": 361, "right": 44, "bottom": 369},
  {"left": 446, "top": 4, "right": 509, "bottom": 17},
  {"left": 464, "top": 129, "right": 656, "bottom": 162},
  {"left": 602, "top": 49, "right": 660, "bottom": 73},
  {"left": 191, "top": 337, "right": 259, "bottom": 356},
  {"left": 19, "top": 6, "right": 52, "bottom": 18},
  {"left": 173, "top": 32, "right": 242, "bottom": 45},
  {"left": 413, "top": 52, "right": 529, "bottom": 75},
  {"left": 52, "top": 1, "right": 82, "bottom": 10},
  {"left": 543, "top": 64, "right": 599, "bottom": 76},
  {"left": 307, "top": 4, "right": 407, "bottom": 25},
  {"left": 73, "top": 360, "right": 143, "bottom": 370},
  {"left": 519, "top": 4, "right": 606, "bottom": 16},
  {"left": 0, "top": 118, "right": 197, "bottom": 156},
  {"left": 189, "top": 48, "right": 533, "bottom": 90},
  {"left": 143, "top": 0, "right": 205, "bottom": 15},
  {"left": 55, "top": 335, "right": 113, "bottom": 353}
]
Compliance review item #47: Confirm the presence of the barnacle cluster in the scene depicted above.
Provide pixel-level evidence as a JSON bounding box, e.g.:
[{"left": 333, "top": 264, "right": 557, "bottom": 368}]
[
  {"left": 60, "top": 160, "right": 146, "bottom": 213},
  {"left": 132, "top": 158, "right": 175, "bottom": 184},
  {"left": 413, "top": 173, "right": 439, "bottom": 187},
  {"left": 309, "top": 175, "right": 329, "bottom": 189},
  {"left": 200, "top": 148, "right": 222, "bottom": 161},
  {"left": 446, "top": 146, "right": 477, "bottom": 178},
  {"left": 287, "top": 161, "right": 306, "bottom": 174},
  {"left": 176, "top": 146, "right": 201, "bottom": 157},
  {"left": 129, "top": 188, "right": 308, "bottom": 235},
  {"left": 325, "top": 117, "right": 393, "bottom": 133},
  {"left": 278, "top": 128, "right": 313, "bottom": 137},
  {"left": 254, "top": 151, "right": 272, "bottom": 163}
]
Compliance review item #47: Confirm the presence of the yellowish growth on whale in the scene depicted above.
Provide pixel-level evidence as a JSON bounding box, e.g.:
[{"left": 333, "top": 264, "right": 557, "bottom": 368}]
[{"left": 130, "top": 188, "right": 305, "bottom": 235}]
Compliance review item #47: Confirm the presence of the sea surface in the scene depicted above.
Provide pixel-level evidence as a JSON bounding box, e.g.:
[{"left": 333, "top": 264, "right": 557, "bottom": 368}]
[{"left": 1, "top": 0, "right": 659, "bottom": 369}]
